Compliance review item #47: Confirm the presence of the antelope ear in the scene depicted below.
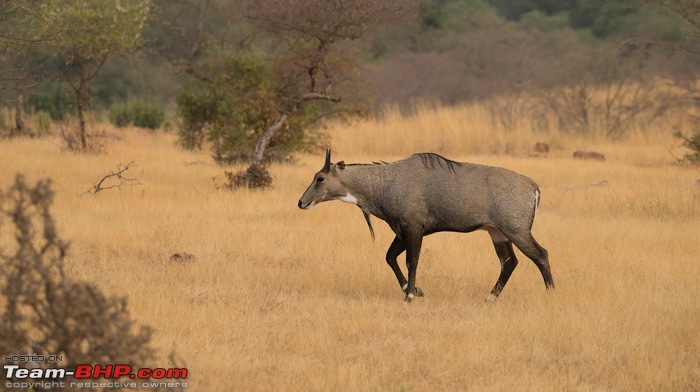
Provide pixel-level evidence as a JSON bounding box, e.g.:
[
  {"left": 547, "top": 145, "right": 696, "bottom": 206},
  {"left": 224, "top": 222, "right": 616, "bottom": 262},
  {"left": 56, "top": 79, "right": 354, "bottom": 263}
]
[{"left": 335, "top": 161, "right": 346, "bottom": 171}]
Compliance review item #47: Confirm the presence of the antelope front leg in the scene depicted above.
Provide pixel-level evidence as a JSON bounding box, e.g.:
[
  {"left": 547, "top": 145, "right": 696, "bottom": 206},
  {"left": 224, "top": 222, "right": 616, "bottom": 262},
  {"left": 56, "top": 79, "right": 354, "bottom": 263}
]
[{"left": 387, "top": 235, "right": 424, "bottom": 299}]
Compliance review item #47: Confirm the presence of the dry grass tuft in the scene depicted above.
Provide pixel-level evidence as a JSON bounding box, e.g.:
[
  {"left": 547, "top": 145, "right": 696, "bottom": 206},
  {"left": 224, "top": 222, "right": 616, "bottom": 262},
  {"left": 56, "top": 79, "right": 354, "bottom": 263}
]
[{"left": 0, "top": 102, "right": 698, "bottom": 390}]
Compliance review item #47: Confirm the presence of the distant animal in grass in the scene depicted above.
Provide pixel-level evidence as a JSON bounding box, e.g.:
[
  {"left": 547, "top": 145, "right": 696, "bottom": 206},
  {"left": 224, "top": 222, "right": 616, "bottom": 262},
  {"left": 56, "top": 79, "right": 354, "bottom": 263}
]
[
  {"left": 530, "top": 142, "right": 550, "bottom": 157},
  {"left": 573, "top": 150, "right": 605, "bottom": 161}
]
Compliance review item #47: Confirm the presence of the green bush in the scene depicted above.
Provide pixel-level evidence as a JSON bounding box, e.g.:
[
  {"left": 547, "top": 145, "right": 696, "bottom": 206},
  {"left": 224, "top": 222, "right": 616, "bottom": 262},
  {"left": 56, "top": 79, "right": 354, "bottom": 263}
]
[
  {"left": 175, "top": 90, "right": 215, "bottom": 149},
  {"left": 176, "top": 53, "right": 321, "bottom": 164},
  {"left": 132, "top": 100, "right": 165, "bottom": 129},
  {"left": 109, "top": 100, "right": 165, "bottom": 129},
  {"left": 109, "top": 102, "right": 132, "bottom": 127}
]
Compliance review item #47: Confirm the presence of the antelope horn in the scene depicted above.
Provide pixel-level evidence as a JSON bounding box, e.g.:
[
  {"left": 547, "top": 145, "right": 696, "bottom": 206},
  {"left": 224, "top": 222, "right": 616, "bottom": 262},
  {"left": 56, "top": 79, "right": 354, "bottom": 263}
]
[{"left": 322, "top": 149, "right": 331, "bottom": 172}]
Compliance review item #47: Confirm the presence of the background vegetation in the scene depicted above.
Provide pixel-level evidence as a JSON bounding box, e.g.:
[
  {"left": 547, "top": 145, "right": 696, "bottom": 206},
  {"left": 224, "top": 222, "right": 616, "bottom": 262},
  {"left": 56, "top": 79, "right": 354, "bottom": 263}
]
[{"left": 2, "top": 0, "right": 699, "bottom": 162}]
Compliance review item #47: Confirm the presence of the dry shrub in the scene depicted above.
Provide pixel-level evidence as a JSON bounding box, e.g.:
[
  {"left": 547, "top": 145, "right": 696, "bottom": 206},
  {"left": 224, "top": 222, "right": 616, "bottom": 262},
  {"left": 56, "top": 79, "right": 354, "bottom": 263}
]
[
  {"left": 220, "top": 165, "right": 273, "bottom": 190},
  {"left": 59, "top": 117, "right": 107, "bottom": 153},
  {"left": 675, "top": 129, "right": 700, "bottom": 165},
  {"left": 540, "top": 76, "right": 681, "bottom": 138},
  {"left": 0, "top": 175, "right": 166, "bottom": 389}
]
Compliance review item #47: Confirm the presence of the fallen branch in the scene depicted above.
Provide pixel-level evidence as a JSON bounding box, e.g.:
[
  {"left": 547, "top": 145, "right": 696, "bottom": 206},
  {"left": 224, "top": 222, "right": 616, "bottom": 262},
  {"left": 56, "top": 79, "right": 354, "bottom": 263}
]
[{"left": 84, "top": 161, "right": 141, "bottom": 195}]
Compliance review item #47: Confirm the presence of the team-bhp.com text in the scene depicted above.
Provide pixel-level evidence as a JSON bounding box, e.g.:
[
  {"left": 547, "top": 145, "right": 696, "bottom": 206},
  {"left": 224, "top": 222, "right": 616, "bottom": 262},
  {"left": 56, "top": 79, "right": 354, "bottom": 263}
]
[{"left": 4, "top": 364, "right": 188, "bottom": 389}]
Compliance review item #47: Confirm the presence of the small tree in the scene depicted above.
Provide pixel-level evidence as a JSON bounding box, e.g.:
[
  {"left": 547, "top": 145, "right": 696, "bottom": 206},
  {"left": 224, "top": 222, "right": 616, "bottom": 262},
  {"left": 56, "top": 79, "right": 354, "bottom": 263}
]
[
  {"left": 39, "top": 0, "right": 151, "bottom": 150},
  {"left": 0, "top": 1, "right": 52, "bottom": 136},
  {"left": 229, "top": 0, "right": 415, "bottom": 187},
  {"left": 177, "top": 51, "right": 322, "bottom": 165},
  {"left": 164, "top": 0, "right": 415, "bottom": 187}
]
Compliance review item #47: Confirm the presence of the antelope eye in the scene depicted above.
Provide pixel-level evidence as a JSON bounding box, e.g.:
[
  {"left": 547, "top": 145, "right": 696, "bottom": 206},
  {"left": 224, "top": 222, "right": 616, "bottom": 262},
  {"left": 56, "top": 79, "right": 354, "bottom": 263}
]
[{"left": 317, "top": 177, "right": 325, "bottom": 183}]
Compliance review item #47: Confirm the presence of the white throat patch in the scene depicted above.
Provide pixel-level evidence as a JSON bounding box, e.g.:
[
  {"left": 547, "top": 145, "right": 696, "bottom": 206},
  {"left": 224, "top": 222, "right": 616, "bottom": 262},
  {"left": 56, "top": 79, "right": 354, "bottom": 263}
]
[{"left": 338, "top": 193, "right": 358, "bottom": 205}]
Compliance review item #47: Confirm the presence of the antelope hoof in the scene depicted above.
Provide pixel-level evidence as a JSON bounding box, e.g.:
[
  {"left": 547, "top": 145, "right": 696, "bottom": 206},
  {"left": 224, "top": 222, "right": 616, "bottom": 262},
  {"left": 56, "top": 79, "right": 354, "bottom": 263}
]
[{"left": 403, "top": 286, "right": 424, "bottom": 298}]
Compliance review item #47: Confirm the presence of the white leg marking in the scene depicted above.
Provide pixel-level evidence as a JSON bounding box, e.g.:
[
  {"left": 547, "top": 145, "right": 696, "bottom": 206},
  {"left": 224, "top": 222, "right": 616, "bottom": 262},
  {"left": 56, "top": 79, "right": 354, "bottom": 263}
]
[
  {"left": 338, "top": 193, "right": 358, "bottom": 205},
  {"left": 408, "top": 293, "right": 414, "bottom": 299},
  {"left": 486, "top": 293, "right": 498, "bottom": 302},
  {"left": 402, "top": 283, "right": 408, "bottom": 291},
  {"left": 534, "top": 188, "right": 540, "bottom": 219}
]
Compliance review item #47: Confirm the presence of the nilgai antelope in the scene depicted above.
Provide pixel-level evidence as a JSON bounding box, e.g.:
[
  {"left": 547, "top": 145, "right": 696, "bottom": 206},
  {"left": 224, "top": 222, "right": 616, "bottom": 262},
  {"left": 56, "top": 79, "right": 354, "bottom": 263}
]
[{"left": 298, "top": 150, "right": 554, "bottom": 302}]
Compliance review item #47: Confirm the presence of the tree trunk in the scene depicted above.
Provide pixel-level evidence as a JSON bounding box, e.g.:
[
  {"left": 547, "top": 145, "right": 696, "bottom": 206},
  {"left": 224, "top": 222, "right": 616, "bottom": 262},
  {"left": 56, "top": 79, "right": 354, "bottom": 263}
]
[
  {"left": 251, "top": 112, "right": 289, "bottom": 168},
  {"left": 14, "top": 89, "right": 24, "bottom": 136},
  {"left": 76, "top": 81, "right": 87, "bottom": 150},
  {"left": 234, "top": 112, "right": 289, "bottom": 189},
  {"left": 70, "top": 53, "right": 89, "bottom": 151}
]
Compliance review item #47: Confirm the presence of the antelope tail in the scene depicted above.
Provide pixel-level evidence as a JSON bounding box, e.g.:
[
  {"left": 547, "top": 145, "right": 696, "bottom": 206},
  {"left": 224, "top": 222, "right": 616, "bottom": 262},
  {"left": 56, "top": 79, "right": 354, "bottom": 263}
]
[{"left": 361, "top": 210, "right": 375, "bottom": 241}]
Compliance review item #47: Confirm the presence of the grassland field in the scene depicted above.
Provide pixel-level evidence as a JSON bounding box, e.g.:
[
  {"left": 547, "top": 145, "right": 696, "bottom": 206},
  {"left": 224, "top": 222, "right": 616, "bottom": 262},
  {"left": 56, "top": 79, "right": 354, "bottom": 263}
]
[{"left": 1, "top": 102, "right": 699, "bottom": 391}]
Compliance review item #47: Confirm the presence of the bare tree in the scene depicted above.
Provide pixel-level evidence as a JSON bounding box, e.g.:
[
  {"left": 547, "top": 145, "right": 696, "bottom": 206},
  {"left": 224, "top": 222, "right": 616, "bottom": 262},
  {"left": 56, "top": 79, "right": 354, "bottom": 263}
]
[
  {"left": 158, "top": 0, "right": 415, "bottom": 187},
  {"left": 654, "top": 0, "right": 700, "bottom": 30},
  {"left": 150, "top": 0, "right": 250, "bottom": 78},
  {"left": 539, "top": 46, "right": 684, "bottom": 138},
  {"left": 642, "top": 0, "right": 700, "bottom": 53}
]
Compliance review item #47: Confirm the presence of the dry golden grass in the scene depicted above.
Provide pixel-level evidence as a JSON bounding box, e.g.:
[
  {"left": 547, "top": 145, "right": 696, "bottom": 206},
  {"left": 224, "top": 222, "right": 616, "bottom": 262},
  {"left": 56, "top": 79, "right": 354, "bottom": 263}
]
[{"left": 1, "top": 103, "right": 699, "bottom": 391}]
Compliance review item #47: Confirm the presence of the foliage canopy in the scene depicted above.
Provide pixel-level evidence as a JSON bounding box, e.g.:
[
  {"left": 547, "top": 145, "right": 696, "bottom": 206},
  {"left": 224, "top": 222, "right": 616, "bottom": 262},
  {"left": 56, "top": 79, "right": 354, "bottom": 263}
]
[{"left": 176, "top": 52, "right": 320, "bottom": 163}]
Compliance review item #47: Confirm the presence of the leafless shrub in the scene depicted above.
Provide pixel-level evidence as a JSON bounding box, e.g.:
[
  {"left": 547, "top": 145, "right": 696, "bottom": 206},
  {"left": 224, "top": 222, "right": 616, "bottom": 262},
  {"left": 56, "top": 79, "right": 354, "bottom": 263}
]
[
  {"left": 540, "top": 49, "right": 686, "bottom": 138},
  {"left": 540, "top": 78, "right": 595, "bottom": 134},
  {"left": 599, "top": 77, "right": 679, "bottom": 139},
  {"left": 487, "top": 93, "right": 530, "bottom": 132},
  {"left": 0, "top": 175, "right": 158, "bottom": 387},
  {"left": 674, "top": 130, "right": 700, "bottom": 165},
  {"left": 84, "top": 161, "right": 141, "bottom": 195},
  {"left": 59, "top": 117, "right": 107, "bottom": 153},
  {"left": 218, "top": 166, "right": 273, "bottom": 190}
]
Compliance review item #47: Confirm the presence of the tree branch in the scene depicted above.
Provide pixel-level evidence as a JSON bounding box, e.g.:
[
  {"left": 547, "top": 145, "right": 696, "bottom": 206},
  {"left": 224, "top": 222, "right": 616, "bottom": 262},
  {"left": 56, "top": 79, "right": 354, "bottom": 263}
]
[
  {"left": 300, "top": 92, "right": 341, "bottom": 102},
  {"left": 84, "top": 161, "right": 142, "bottom": 195},
  {"left": 189, "top": 0, "right": 210, "bottom": 60},
  {"left": 86, "top": 52, "right": 110, "bottom": 82}
]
